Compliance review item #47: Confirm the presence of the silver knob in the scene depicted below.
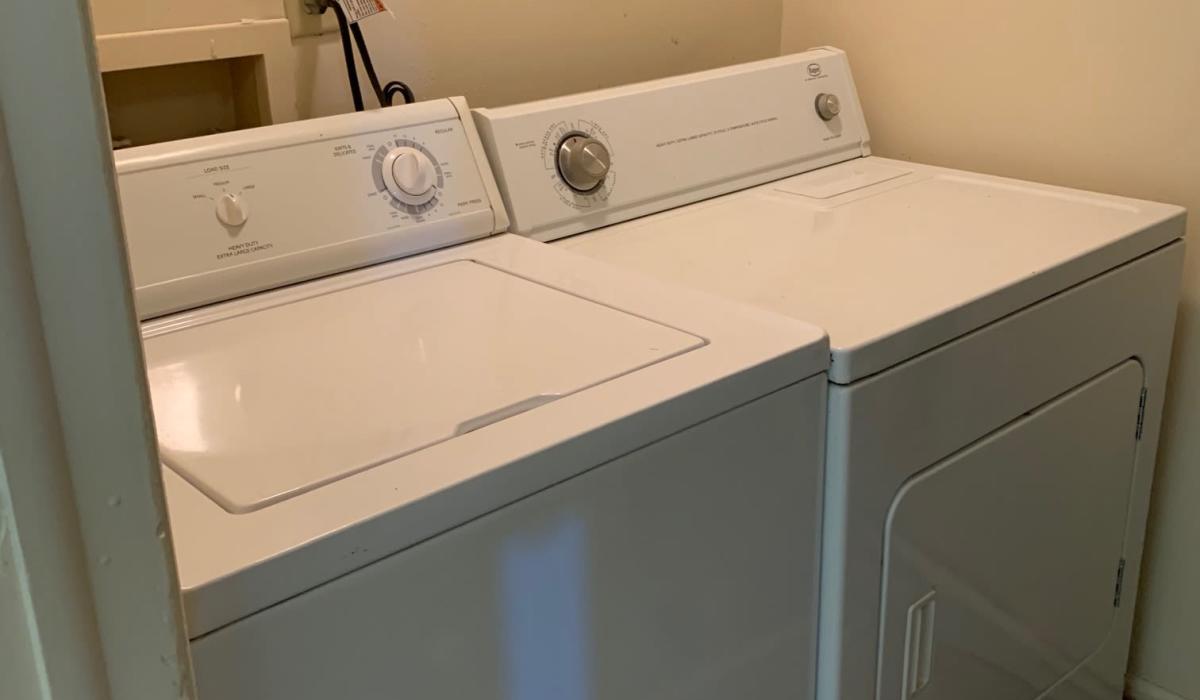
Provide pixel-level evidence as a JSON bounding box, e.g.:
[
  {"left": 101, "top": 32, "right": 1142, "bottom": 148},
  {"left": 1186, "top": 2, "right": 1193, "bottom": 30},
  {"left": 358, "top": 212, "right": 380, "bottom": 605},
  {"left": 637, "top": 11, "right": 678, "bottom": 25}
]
[
  {"left": 557, "top": 135, "right": 610, "bottom": 192},
  {"left": 815, "top": 93, "right": 841, "bottom": 121}
]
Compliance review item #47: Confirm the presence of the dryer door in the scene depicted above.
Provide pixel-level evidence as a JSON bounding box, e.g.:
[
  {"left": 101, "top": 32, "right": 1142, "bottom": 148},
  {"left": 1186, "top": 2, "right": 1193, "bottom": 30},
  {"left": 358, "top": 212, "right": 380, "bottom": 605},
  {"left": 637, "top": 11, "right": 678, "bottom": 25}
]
[{"left": 876, "top": 360, "right": 1144, "bottom": 700}]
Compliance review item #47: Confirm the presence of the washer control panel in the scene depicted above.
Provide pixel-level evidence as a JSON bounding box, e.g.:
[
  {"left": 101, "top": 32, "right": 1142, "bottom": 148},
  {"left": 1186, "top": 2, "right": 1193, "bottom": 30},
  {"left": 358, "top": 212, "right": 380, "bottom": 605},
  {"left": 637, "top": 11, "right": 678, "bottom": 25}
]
[
  {"left": 474, "top": 47, "right": 869, "bottom": 241},
  {"left": 116, "top": 98, "right": 507, "bottom": 319}
]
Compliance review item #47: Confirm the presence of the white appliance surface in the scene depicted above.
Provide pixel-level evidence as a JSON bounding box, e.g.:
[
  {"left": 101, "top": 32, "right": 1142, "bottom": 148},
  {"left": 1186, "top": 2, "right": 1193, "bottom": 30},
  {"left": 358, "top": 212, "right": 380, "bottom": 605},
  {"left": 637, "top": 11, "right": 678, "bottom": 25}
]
[
  {"left": 560, "top": 156, "right": 1181, "bottom": 382},
  {"left": 475, "top": 51, "right": 1182, "bottom": 383},
  {"left": 116, "top": 96, "right": 831, "bottom": 676},
  {"left": 474, "top": 47, "right": 870, "bottom": 244},
  {"left": 145, "top": 259, "right": 702, "bottom": 513},
  {"left": 473, "top": 48, "right": 1187, "bottom": 700},
  {"left": 877, "top": 360, "right": 1143, "bottom": 698},
  {"left": 117, "top": 98, "right": 505, "bottom": 319},
  {"left": 189, "top": 375, "right": 828, "bottom": 700}
]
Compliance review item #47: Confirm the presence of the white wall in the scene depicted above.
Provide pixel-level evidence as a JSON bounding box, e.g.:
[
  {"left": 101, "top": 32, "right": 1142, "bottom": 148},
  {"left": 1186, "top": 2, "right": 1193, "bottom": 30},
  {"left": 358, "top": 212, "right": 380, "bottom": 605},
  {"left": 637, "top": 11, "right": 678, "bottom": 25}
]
[
  {"left": 293, "top": 0, "right": 783, "bottom": 116},
  {"left": 0, "top": 56, "right": 106, "bottom": 700},
  {"left": 87, "top": 0, "right": 782, "bottom": 141},
  {"left": 781, "top": 3, "right": 1200, "bottom": 699},
  {"left": 3, "top": 1, "right": 196, "bottom": 696},
  {"left": 0, "top": 463, "right": 41, "bottom": 699}
]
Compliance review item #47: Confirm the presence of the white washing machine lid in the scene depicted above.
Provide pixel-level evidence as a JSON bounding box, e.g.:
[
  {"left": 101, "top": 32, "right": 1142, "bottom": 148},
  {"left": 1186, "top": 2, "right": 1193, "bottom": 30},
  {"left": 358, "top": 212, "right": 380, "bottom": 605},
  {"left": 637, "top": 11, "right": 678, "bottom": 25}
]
[
  {"left": 560, "top": 157, "right": 1185, "bottom": 383},
  {"left": 143, "top": 260, "right": 703, "bottom": 514},
  {"left": 151, "top": 234, "right": 828, "bottom": 636}
]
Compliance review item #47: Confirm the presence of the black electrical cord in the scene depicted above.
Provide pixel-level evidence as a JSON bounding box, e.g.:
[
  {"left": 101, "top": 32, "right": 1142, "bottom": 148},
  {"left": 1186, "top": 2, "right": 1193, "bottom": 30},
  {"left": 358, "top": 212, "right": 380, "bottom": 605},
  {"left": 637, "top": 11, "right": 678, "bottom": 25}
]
[
  {"left": 322, "top": 0, "right": 416, "bottom": 109},
  {"left": 324, "top": 0, "right": 364, "bottom": 111},
  {"left": 351, "top": 23, "right": 415, "bottom": 106},
  {"left": 383, "top": 80, "right": 415, "bottom": 105},
  {"left": 350, "top": 22, "right": 386, "bottom": 106}
]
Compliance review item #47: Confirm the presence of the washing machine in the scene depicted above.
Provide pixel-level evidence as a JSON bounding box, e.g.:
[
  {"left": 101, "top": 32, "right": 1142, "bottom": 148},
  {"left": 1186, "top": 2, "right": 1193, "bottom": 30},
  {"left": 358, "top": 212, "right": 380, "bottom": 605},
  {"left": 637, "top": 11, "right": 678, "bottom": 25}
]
[
  {"left": 114, "top": 98, "right": 832, "bottom": 699},
  {"left": 473, "top": 48, "right": 1186, "bottom": 700}
]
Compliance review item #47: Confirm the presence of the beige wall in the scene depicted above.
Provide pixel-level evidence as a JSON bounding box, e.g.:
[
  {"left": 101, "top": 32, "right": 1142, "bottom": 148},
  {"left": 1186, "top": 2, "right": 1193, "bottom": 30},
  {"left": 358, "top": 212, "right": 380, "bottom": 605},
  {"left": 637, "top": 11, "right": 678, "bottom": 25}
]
[
  {"left": 782, "top": 3, "right": 1200, "bottom": 699},
  {"left": 88, "top": 0, "right": 781, "bottom": 141},
  {"left": 292, "top": 0, "right": 782, "bottom": 116},
  {"left": 88, "top": 0, "right": 280, "bottom": 34}
]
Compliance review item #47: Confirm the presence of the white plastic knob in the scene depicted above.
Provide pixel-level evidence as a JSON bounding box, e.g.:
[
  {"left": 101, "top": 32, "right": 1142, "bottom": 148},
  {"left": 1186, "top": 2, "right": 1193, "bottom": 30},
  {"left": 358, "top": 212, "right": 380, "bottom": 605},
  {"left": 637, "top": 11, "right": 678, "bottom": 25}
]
[
  {"left": 215, "top": 192, "right": 249, "bottom": 227},
  {"left": 383, "top": 147, "right": 438, "bottom": 205}
]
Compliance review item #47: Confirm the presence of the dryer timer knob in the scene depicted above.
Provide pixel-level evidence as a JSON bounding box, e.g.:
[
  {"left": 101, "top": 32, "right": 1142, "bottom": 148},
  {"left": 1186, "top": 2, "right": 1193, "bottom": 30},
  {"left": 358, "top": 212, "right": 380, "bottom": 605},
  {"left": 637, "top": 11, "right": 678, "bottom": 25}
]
[{"left": 557, "top": 135, "right": 610, "bottom": 193}]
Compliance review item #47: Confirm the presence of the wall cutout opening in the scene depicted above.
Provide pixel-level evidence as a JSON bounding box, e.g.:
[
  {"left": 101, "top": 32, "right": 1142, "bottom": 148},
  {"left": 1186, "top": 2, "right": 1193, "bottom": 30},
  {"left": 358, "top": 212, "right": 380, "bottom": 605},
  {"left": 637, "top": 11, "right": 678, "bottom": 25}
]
[{"left": 102, "top": 57, "right": 268, "bottom": 149}]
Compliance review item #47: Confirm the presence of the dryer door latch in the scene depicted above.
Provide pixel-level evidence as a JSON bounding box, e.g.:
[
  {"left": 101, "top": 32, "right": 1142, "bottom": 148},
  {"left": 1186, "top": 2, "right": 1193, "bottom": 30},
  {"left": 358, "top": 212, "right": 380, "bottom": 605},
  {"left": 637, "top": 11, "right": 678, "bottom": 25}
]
[{"left": 903, "top": 590, "right": 937, "bottom": 697}]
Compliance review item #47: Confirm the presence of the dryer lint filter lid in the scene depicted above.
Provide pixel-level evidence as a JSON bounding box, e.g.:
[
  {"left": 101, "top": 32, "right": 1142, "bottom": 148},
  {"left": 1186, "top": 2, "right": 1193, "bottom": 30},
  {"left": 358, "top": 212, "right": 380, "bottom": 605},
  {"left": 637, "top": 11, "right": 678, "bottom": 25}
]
[{"left": 775, "top": 160, "right": 911, "bottom": 199}]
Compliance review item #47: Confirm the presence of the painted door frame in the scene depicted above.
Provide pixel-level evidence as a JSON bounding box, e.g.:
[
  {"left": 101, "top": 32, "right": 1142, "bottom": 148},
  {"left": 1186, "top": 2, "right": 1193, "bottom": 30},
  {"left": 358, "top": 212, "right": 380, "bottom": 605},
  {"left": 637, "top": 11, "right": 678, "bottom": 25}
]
[{"left": 0, "top": 1, "right": 194, "bottom": 698}]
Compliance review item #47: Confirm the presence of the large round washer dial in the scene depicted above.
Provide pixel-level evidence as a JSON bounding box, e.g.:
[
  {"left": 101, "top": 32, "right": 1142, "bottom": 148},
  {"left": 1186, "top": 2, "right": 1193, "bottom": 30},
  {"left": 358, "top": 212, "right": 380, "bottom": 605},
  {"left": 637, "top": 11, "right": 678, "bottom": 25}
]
[
  {"left": 383, "top": 147, "right": 437, "bottom": 204},
  {"left": 371, "top": 138, "right": 444, "bottom": 215},
  {"left": 542, "top": 121, "right": 615, "bottom": 210}
]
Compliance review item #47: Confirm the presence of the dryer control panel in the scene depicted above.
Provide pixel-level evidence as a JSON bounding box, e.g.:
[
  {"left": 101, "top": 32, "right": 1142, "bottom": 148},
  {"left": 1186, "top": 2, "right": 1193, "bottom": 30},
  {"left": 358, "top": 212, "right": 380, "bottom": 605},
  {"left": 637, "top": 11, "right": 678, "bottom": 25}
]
[
  {"left": 116, "top": 98, "right": 508, "bottom": 319},
  {"left": 474, "top": 47, "right": 870, "bottom": 242}
]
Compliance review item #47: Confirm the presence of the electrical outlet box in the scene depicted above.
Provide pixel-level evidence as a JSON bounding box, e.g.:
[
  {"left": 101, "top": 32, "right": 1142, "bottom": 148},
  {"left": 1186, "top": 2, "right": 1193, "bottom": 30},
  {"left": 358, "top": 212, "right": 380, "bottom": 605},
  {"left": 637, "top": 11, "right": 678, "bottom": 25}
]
[{"left": 283, "top": 0, "right": 339, "bottom": 38}]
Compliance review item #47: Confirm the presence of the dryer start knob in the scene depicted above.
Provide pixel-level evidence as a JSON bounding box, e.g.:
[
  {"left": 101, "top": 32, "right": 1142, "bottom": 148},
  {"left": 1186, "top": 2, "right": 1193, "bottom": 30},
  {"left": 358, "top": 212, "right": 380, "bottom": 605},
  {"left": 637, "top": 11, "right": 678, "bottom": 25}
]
[{"left": 815, "top": 93, "right": 842, "bottom": 121}]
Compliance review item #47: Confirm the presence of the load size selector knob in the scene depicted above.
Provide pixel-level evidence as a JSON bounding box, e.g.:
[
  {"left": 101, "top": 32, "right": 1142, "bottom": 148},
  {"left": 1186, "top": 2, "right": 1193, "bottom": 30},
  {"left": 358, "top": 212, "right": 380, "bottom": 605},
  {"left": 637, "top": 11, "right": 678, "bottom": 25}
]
[
  {"left": 382, "top": 147, "right": 438, "bottom": 205},
  {"left": 557, "top": 134, "right": 611, "bottom": 193},
  {"left": 215, "top": 192, "right": 249, "bottom": 227}
]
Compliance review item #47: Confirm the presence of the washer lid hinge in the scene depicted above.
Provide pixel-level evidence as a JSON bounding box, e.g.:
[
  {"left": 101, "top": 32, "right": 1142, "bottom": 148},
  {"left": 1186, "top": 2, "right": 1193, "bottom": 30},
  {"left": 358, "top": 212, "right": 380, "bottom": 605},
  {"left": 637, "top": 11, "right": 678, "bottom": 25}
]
[
  {"left": 1113, "top": 557, "right": 1127, "bottom": 608},
  {"left": 1135, "top": 388, "right": 1148, "bottom": 441}
]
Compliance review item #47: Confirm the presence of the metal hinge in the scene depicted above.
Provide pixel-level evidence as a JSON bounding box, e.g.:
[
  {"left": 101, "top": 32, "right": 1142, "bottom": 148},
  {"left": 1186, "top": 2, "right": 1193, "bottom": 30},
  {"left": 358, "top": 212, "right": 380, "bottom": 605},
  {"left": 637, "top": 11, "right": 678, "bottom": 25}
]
[
  {"left": 1135, "top": 388, "right": 1148, "bottom": 440},
  {"left": 1113, "top": 558, "right": 1127, "bottom": 607}
]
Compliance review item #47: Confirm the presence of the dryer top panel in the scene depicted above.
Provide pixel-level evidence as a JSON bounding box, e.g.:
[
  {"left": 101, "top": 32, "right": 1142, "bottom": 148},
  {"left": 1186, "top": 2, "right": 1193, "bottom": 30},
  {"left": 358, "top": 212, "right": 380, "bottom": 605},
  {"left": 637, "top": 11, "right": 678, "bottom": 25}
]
[{"left": 560, "top": 157, "right": 1186, "bottom": 382}]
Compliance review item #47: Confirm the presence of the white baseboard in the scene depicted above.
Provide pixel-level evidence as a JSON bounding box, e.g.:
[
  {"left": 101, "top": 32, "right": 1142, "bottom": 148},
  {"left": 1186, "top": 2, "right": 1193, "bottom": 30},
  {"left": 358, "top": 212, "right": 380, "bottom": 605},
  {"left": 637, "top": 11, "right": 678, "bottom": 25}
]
[{"left": 1128, "top": 676, "right": 1193, "bottom": 700}]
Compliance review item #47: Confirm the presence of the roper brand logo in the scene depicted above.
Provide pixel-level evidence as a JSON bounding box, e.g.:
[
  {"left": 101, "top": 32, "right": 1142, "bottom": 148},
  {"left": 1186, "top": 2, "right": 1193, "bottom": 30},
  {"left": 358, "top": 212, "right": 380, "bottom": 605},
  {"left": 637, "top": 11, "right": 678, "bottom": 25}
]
[{"left": 807, "top": 63, "right": 823, "bottom": 77}]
